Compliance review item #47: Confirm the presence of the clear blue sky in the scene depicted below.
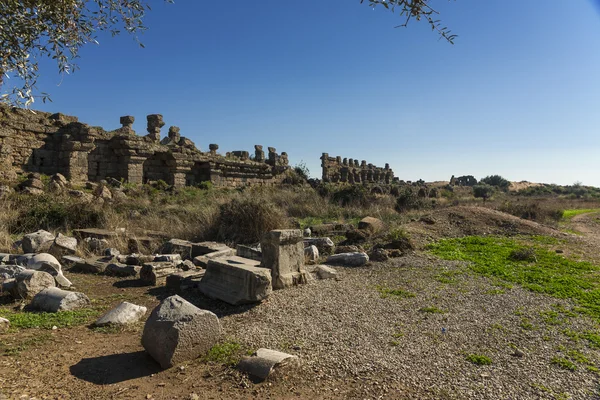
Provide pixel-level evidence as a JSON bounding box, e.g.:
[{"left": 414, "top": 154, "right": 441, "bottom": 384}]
[{"left": 27, "top": 0, "right": 600, "bottom": 185}]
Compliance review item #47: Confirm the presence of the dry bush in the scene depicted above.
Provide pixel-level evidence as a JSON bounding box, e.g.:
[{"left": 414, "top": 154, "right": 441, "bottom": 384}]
[{"left": 498, "top": 200, "right": 563, "bottom": 225}]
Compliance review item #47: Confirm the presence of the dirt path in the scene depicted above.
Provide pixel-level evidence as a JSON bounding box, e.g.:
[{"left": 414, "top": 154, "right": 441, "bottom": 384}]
[{"left": 571, "top": 212, "right": 600, "bottom": 236}]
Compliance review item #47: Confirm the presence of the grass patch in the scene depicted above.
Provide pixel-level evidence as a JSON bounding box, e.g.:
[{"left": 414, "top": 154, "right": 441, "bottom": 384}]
[
  {"left": 428, "top": 236, "right": 600, "bottom": 321},
  {"left": 465, "top": 353, "right": 492, "bottom": 365},
  {"left": 0, "top": 332, "right": 53, "bottom": 356},
  {"left": 0, "top": 308, "right": 99, "bottom": 330},
  {"left": 435, "top": 270, "right": 463, "bottom": 284},
  {"left": 377, "top": 286, "right": 416, "bottom": 299},
  {"left": 551, "top": 357, "right": 577, "bottom": 371},
  {"left": 562, "top": 209, "right": 600, "bottom": 220},
  {"left": 204, "top": 340, "right": 242, "bottom": 365}
]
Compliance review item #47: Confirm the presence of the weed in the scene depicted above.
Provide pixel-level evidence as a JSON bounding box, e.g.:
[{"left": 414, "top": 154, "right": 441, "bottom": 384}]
[
  {"left": 567, "top": 349, "right": 592, "bottom": 365},
  {"left": 435, "top": 270, "right": 463, "bottom": 285},
  {"left": 562, "top": 209, "right": 600, "bottom": 220},
  {"left": 419, "top": 306, "right": 445, "bottom": 314},
  {"left": 519, "top": 318, "right": 535, "bottom": 331},
  {"left": 486, "top": 289, "right": 505, "bottom": 295},
  {"left": 583, "top": 332, "right": 600, "bottom": 348},
  {"left": 551, "top": 357, "right": 577, "bottom": 371},
  {"left": 389, "top": 340, "right": 401, "bottom": 346},
  {"left": 539, "top": 310, "right": 563, "bottom": 326},
  {"left": 204, "top": 340, "right": 242, "bottom": 365},
  {"left": 1, "top": 332, "right": 52, "bottom": 356},
  {"left": 377, "top": 286, "right": 415, "bottom": 299},
  {"left": 465, "top": 353, "right": 492, "bottom": 365},
  {"left": 0, "top": 308, "right": 99, "bottom": 329}
]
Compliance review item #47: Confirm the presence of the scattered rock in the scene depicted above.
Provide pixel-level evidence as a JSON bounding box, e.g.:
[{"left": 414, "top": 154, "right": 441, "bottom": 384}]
[
  {"left": 31, "top": 287, "right": 90, "bottom": 312},
  {"left": 358, "top": 216, "right": 385, "bottom": 234},
  {"left": 166, "top": 270, "right": 205, "bottom": 292},
  {"left": 22, "top": 230, "right": 55, "bottom": 253},
  {"left": 236, "top": 244, "right": 262, "bottom": 262},
  {"left": 140, "top": 262, "right": 180, "bottom": 286},
  {"left": 368, "top": 248, "right": 389, "bottom": 262},
  {"left": 304, "top": 245, "right": 319, "bottom": 263},
  {"left": 237, "top": 348, "right": 300, "bottom": 382},
  {"left": 191, "top": 241, "right": 231, "bottom": 258},
  {"left": 335, "top": 245, "right": 363, "bottom": 254},
  {"left": 83, "top": 237, "right": 110, "bottom": 253},
  {"left": 315, "top": 265, "right": 337, "bottom": 280},
  {"left": 161, "top": 239, "right": 193, "bottom": 260},
  {"left": 105, "top": 262, "right": 141, "bottom": 277},
  {"left": 50, "top": 233, "right": 78, "bottom": 256},
  {"left": 141, "top": 295, "right": 221, "bottom": 369},
  {"left": 27, "top": 253, "right": 72, "bottom": 288},
  {"left": 14, "top": 270, "right": 56, "bottom": 299},
  {"left": 104, "top": 248, "right": 121, "bottom": 258},
  {"left": 94, "top": 301, "right": 147, "bottom": 327},
  {"left": 303, "top": 228, "right": 311, "bottom": 237},
  {"left": 0, "top": 317, "right": 9, "bottom": 332},
  {"left": 262, "top": 230, "right": 309, "bottom": 289},
  {"left": 345, "top": 228, "right": 369, "bottom": 244},
  {"left": 303, "top": 237, "right": 335, "bottom": 255},
  {"left": 0, "top": 265, "right": 26, "bottom": 280},
  {"left": 326, "top": 252, "right": 369, "bottom": 267},
  {"left": 94, "top": 184, "right": 112, "bottom": 200}
]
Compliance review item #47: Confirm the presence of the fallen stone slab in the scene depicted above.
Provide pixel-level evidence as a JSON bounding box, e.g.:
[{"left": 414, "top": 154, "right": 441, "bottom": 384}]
[
  {"left": 142, "top": 295, "right": 221, "bottom": 369},
  {"left": 303, "top": 237, "right": 335, "bottom": 255},
  {"left": 161, "top": 239, "right": 193, "bottom": 260},
  {"left": 27, "top": 253, "right": 72, "bottom": 288},
  {"left": 315, "top": 265, "right": 338, "bottom": 280},
  {"left": 22, "top": 230, "right": 55, "bottom": 253},
  {"left": 310, "top": 223, "right": 352, "bottom": 237},
  {"left": 49, "top": 233, "right": 78, "bottom": 257},
  {"left": 94, "top": 301, "right": 147, "bottom": 327},
  {"left": 105, "top": 263, "right": 141, "bottom": 277},
  {"left": 140, "top": 262, "right": 179, "bottom": 286},
  {"left": 166, "top": 270, "right": 205, "bottom": 292},
  {"left": 0, "top": 253, "right": 10, "bottom": 263},
  {"left": 62, "top": 255, "right": 86, "bottom": 267},
  {"left": 0, "top": 265, "right": 26, "bottom": 280},
  {"left": 73, "top": 257, "right": 111, "bottom": 274},
  {"left": 0, "top": 317, "right": 9, "bottom": 332},
  {"left": 237, "top": 348, "right": 300, "bottom": 382},
  {"left": 128, "top": 236, "right": 159, "bottom": 253},
  {"left": 192, "top": 247, "right": 235, "bottom": 268},
  {"left": 14, "top": 270, "right": 56, "bottom": 300},
  {"left": 191, "top": 241, "right": 231, "bottom": 258},
  {"left": 153, "top": 254, "right": 183, "bottom": 263},
  {"left": 199, "top": 256, "right": 272, "bottom": 305},
  {"left": 31, "top": 287, "right": 90, "bottom": 312},
  {"left": 73, "top": 228, "right": 119, "bottom": 240},
  {"left": 326, "top": 252, "right": 369, "bottom": 267},
  {"left": 236, "top": 244, "right": 262, "bottom": 262},
  {"left": 117, "top": 254, "right": 155, "bottom": 266},
  {"left": 304, "top": 245, "right": 319, "bottom": 264}
]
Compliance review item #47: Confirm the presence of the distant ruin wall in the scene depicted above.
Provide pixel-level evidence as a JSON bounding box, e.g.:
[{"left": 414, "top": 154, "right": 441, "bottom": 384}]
[
  {"left": 0, "top": 106, "right": 290, "bottom": 188},
  {"left": 320, "top": 153, "right": 395, "bottom": 184}
]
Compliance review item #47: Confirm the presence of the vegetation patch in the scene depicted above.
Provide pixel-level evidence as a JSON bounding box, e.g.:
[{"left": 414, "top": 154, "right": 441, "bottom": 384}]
[
  {"left": 551, "top": 357, "right": 577, "bottom": 371},
  {"left": 465, "top": 353, "right": 492, "bottom": 365},
  {"left": 204, "top": 340, "right": 242, "bottom": 365},
  {"left": 377, "top": 286, "right": 416, "bottom": 299},
  {"left": 428, "top": 236, "right": 600, "bottom": 321},
  {"left": 419, "top": 306, "right": 445, "bottom": 314},
  {"left": 0, "top": 308, "right": 99, "bottom": 330},
  {"left": 562, "top": 209, "right": 600, "bottom": 220}
]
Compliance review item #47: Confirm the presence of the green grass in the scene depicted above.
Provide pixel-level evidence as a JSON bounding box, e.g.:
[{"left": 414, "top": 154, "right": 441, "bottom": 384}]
[
  {"left": 465, "top": 353, "right": 492, "bottom": 365},
  {"left": 428, "top": 236, "right": 600, "bottom": 321},
  {"left": 551, "top": 357, "right": 577, "bottom": 371},
  {"left": 204, "top": 340, "right": 242, "bottom": 365},
  {"left": 0, "top": 308, "right": 99, "bottom": 330},
  {"left": 419, "top": 306, "right": 445, "bottom": 314},
  {"left": 377, "top": 286, "right": 416, "bottom": 299},
  {"left": 562, "top": 209, "right": 600, "bottom": 220}
]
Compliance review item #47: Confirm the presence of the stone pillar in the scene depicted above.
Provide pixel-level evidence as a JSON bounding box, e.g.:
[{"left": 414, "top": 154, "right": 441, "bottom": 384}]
[
  {"left": 340, "top": 167, "right": 348, "bottom": 183},
  {"left": 123, "top": 156, "right": 145, "bottom": 184},
  {"left": 321, "top": 153, "right": 329, "bottom": 182},
  {"left": 146, "top": 114, "right": 165, "bottom": 142},
  {"left": 120, "top": 116, "right": 135, "bottom": 134},
  {"left": 343, "top": 158, "right": 348, "bottom": 166},
  {"left": 268, "top": 147, "right": 277, "bottom": 166},
  {"left": 255, "top": 145, "right": 265, "bottom": 162},
  {"left": 209, "top": 144, "right": 219, "bottom": 156},
  {"left": 261, "top": 230, "right": 308, "bottom": 290},
  {"left": 168, "top": 126, "right": 181, "bottom": 143},
  {"left": 360, "top": 161, "right": 368, "bottom": 183},
  {"left": 280, "top": 152, "right": 288, "bottom": 166},
  {"left": 348, "top": 169, "right": 355, "bottom": 184}
]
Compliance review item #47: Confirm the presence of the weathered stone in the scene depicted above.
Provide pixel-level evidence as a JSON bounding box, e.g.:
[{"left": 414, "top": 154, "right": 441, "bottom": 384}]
[
  {"left": 73, "top": 257, "right": 111, "bottom": 274},
  {"left": 161, "top": 239, "right": 193, "bottom": 260},
  {"left": 261, "top": 230, "right": 308, "bottom": 290},
  {"left": 105, "top": 262, "right": 141, "bottom": 277},
  {"left": 303, "top": 237, "right": 335, "bottom": 255},
  {"left": 140, "top": 262, "right": 179, "bottom": 286},
  {"left": 236, "top": 244, "right": 262, "bottom": 261},
  {"left": 14, "top": 270, "right": 56, "bottom": 299},
  {"left": 27, "top": 253, "right": 72, "bottom": 288},
  {"left": 83, "top": 237, "right": 110, "bottom": 253},
  {"left": 104, "top": 248, "right": 121, "bottom": 258},
  {"left": 358, "top": 216, "right": 385, "bottom": 234},
  {"left": 199, "top": 256, "right": 272, "bottom": 305},
  {"left": 141, "top": 295, "right": 221, "bottom": 369},
  {"left": 49, "top": 233, "right": 78, "bottom": 256},
  {"left": 345, "top": 228, "right": 370, "bottom": 243},
  {"left": 153, "top": 254, "right": 183, "bottom": 263},
  {"left": 368, "top": 248, "right": 389, "bottom": 262},
  {"left": 334, "top": 245, "right": 363, "bottom": 254},
  {"left": 192, "top": 247, "right": 235, "bottom": 268},
  {"left": 51, "top": 173, "right": 68, "bottom": 186},
  {"left": 315, "top": 265, "right": 337, "bottom": 280},
  {"left": 303, "top": 228, "right": 311, "bottom": 237},
  {"left": 31, "top": 287, "right": 90, "bottom": 312},
  {"left": 191, "top": 242, "right": 231, "bottom": 258},
  {"left": 0, "top": 317, "right": 9, "bottom": 332},
  {"left": 304, "top": 245, "right": 319, "bottom": 264},
  {"left": 166, "top": 270, "right": 205, "bottom": 292},
  {"left": 22, "top": 230, "right": 55, "bottom": 253},
  {"left": 94, "top": 185, "right": 112, "bottom": 200},
  {"left": 326, "top": 252, "right": 369, "bottom": 267},
  {"left": 94, "top": 301, "right": 147, "bottom": 327},
  {"left": 0, "top": 265, "right": 25, "bottom": 280},
  {"left": 237, "top": 348, "right": 300, "bottom": 382}
]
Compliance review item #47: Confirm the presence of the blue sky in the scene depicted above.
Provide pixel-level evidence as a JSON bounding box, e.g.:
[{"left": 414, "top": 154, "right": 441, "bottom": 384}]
[{"left": 25, "top": 0, "right": 600, "bottom": 185}]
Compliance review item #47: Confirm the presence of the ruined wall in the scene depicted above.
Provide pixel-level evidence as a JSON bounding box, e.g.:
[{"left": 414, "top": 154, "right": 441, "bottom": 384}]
[
  {"left": 320, "top": 153, "right": 395, "bottom": 185},
  {"left": 0, "top": 106, "right": 290, "bottom": 188}
]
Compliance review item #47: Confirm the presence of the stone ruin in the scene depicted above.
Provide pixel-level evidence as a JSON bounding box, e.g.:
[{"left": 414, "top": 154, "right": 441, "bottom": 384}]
[
  {"left": 0, "top": 106, "right": 290, "bottom": 187},
  {"left": 450, "top": 175, "right": 478, "bottom": 187},
  {"left": 320, "top": 153, "right": 395, "bottom": 184}
]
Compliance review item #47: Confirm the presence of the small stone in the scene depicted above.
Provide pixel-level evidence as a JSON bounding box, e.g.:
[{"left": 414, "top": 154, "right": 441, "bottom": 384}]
[
  {"left": 315, "top": 265, "right": 337, "bottom": 280},
  {"left": 94, "top": 301, "right": 147, "bottom": 327},
  {"left": 0, "top": 317, "right": 10, "bottom": 332}
]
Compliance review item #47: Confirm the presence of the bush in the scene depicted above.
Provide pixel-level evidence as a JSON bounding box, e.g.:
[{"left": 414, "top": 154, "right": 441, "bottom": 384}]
[
  {"left": 331, "top": 185, "right": 370, "bottom": 207},
  {"left": 508, "top": 247, "right": 536, "bottom": 262},
  {"left": 215, "top": 197, "right": 287, "bottom": 244},
  {"left": 498, "top": 201, "right": 563, "bottom": 223},
  {"left": 473, "top": 184, "right": 493, "bottom": 202},
  {"left": 480, "top": 175, "right": 510, "bottom": 191},
  {"left": 394, "top": 187, "right": 428, "bottom": 212}
]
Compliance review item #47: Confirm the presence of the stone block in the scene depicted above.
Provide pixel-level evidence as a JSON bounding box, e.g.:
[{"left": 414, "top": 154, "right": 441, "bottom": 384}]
[
  {"left": 191, "top": 242, "right": 231, "bottom": 258},
  {"left": 192, "top": 247, "right": 235, "bottom": 268},
  {"left": 199, "top": 256, "right": 272, "bottom": 305},
  {"left": 261, "top": 230, "right": 308, "bottom": 290},
  {"left": 31, "top": 287, "right": 90, "bottom": 312},
  {"left": 94, "top": 301, "right": 147, "bottom": 327},
  {"left": 236, "top": 244, "right": 262, "bottom": 262}
]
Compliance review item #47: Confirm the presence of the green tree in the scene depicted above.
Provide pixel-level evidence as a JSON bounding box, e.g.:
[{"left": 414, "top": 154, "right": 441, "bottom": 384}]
[
  {"left": 0, "top": 0, "right": 172, "bottom": 107},
  {"left": 473, "top": 184, "right": 493, "bottom": 203},
  {"left": 480, "top": 175, "right": 511, "bottom": 191}
]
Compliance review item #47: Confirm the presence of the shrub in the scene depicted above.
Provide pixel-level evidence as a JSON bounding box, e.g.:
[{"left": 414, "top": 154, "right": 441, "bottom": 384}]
[
  {"left": 466, "top": 353, "right": 492, "bottom": 366},
  {"left": 394, "top": 186, "right": 428, "bottom": 212},
  {"left": 508, "top": 247, "right": 536, "bottom": 262},
  {"left": 215, "top": 197, "right": 287, "bottom": 244},
  {"left": 331, "top": 185, "right": 370, "bottom": 207},
  {"left": 498, "top": 201, "right": 563, "bottom": 223},
  {"left": 480, "top": 175, "right": 510, "bottom": 191},
  {"left": 473, "top": 184, "right": 493, "bottom": 202},
  {"left": 294, "top": 162, "right": 310, "bottom": 181}
]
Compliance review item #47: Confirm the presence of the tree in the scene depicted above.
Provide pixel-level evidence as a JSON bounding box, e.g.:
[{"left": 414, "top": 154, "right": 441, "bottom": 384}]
[
  {"left": 0, "top": 0, "right": 172, "bottom": 108},
  {"left": 480, "top": 175, "right": 511, "bottom": 191},
  {"left": 362, "top": 1, "right": 456, "bottom": 43},
  {"left": 473, "top": 184, "right": 493, "bottom": 203}
]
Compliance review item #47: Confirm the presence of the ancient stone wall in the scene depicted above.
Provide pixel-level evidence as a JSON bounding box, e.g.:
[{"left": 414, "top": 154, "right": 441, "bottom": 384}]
[
  {"left": 0, "top": 106, "right": 290, "bottom": 188},
  {"left": 320, "top": 153, "right": 395, "bottom": 185}
]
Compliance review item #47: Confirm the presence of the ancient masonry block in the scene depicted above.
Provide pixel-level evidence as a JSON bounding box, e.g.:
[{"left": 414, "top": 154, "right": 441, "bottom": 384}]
[
  {"left": 321, "top": 152, "right": 395, "bottom": 185},
  {"left": 0, "top": 105, "right": 291, "bottom": 189},
  {"left": 261, "top": 229, "right": 309, "bottom": 289}
]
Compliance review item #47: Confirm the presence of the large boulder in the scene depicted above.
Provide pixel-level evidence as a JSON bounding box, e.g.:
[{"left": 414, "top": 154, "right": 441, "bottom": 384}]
[
  {"left": 31, "top": 287, "right": 90, "bottom": 312},
  {"left": 22, "top": 230, "right": 55, "bottom": 253},
  {"left": 94, "top": 302, "right": 147, "bottom": 327},
  {"left": 315, "top": 265, "right": 338, "bottom": 280},
  {"left": 326, "top": 252, "right": 369, "bottom": 267},
  {"left": 199, "top": 256, "right": 272, "bottom": 305},
  {"left": 141, "top": 295, "right": 221, "bottom": 369},
  {"left": 304, "top": 245, "right": 319, "bottom": 264},
  {"left": 27, "top": 253, "right": 72, "bottom": 288},
  {"left": 13, "top": 270, "right": 56, "bottom": 300},
  {"left": 50, "top": 233, "right": 77, "bottom": 256}
]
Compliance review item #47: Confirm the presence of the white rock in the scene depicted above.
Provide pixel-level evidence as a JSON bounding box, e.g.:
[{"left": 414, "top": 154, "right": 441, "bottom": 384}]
[
  {"left": 94, "top": 302, "right": 147, "bottom": 327},
  {"left": 304, "top": 245, "right": 319, "bottom": 263},
  {"left": 31, "top": 287, "right": 90, "bottom": 312},
  {"left": 0, "top": 317, "right": 10, "bottom": 332},
  {"left": 315, "top": 265, "right": 337, "bottom": 280},
  {"left": 27, "top": 253, "right": 72, "bottom": 288},
  {"left": 22, "top": 230, "right": 55, "bottom": 253},
  {"left": 237, "top": 348, "right": 300, "bottom": 382}
]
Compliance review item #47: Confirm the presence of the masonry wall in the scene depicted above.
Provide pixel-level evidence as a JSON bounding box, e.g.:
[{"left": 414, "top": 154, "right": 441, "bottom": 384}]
[
  {"left": 0, "top": 106, "right": 290, "bottom": 188},
  {"left": 320, "top": 153, "right": 395, "bottom": 185}
]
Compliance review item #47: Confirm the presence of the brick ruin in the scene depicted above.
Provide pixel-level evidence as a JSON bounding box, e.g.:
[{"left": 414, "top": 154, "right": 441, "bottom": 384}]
[
  {"left": 0, "top": 106, "right": 290, "bottom": 187},
  {"left": 320, "top": 153, "right": 395, "bottom": 184}
]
